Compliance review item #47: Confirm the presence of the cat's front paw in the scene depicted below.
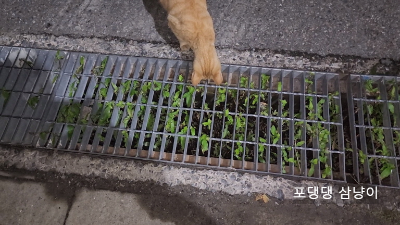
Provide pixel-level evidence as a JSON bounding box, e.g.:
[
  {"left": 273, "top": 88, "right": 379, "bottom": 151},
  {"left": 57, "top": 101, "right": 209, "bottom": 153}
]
[
  {"left": 191, "top": 72, "right": 202, "bottom": 86},
  {"left": 212, "top": 72, "right": 223, "bottom": 85},
  {"left": 180, "top": 44, "right": 190, "bottom": 51}
]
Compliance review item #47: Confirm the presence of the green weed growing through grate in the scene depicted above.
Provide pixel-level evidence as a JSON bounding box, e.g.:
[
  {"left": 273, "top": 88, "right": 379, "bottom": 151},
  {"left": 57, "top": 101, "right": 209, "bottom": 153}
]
[
  {"left": 54, "top": 50, "right": 64, "bottom": 72},
  {"left": 0, "top": 89, "right": 11, "bottom": 107},
  {"left": 46, "top": 60, "right": 349, "bottom": 179},
  {"left": 92, "top": 56, "right": 108, "bottom": 76},
  {"left": 27, "top": 95, "right": 40, "bottom": 109},
  {"left": 68, "top": 56, "right": 85, "bottom": 98},
  {"left": 362, "top": 78, "right": 398, "bottom": 182},
  {"left": 302, "top": 76, "right": 333, "bottom": 178}
]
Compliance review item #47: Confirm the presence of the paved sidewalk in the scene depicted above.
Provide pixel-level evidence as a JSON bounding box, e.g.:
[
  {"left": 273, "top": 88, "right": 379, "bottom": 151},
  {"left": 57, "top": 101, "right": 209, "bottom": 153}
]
[
  {"left": 1, "top": 0, "right": 399, "bottom": 75},
  {"left": 1, "top": 149, "right": 400, "bottom": 225},
  {"left": 0, "top": 177, "right": 173, "bottom": 225},
  {"left": 1, "top": 0, "right": 399, "bottom": 60},
  {"left": 0, "top": 178, "right": 67, "bottom": 225}
]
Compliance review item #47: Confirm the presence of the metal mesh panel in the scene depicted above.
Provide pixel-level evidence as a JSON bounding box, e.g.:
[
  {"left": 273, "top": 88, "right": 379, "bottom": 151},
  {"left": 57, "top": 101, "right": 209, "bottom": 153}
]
[
  {"left": 1, "top": 46, "right": 399, "bottom": 188},
  {"left": 347, "top": 75, "right": 400, "bottom": 187}
]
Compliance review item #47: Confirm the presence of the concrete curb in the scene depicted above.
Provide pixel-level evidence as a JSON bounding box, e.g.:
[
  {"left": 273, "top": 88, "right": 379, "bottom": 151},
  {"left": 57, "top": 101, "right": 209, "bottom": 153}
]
[
  {"left": 1, "top": 34, "right": 399, "bottom": 76},
  {"left": 1, "top": 145, "right": 399, "bottom": 210}
]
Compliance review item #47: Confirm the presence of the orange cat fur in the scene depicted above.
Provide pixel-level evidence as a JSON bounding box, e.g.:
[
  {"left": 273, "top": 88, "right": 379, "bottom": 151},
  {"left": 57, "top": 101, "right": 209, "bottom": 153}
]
[{"left": 160, "top": 0, "right": 223, "bottom": 86}]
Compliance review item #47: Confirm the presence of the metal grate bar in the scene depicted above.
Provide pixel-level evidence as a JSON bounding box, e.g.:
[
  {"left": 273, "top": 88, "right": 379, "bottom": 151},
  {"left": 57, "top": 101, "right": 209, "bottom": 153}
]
[
  {"left": 378, "top": 79, "right": 400, "bottom": 186},
  {"left": 148, "top": 60, "right": 173, "bottom": 158}
]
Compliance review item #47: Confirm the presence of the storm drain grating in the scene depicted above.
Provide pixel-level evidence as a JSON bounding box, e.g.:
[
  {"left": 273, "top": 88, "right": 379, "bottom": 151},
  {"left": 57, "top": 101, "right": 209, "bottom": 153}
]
[{"left": 0, "top": 46, "right": 399, "bottom": 188}]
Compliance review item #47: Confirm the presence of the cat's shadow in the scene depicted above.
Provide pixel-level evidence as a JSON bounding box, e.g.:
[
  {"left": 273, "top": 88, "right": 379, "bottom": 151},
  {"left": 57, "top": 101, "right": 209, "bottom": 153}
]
[
  {"left": 142, "top": 0, "right": 178, "bottom": 45},
  {"left": 142, "top": 0, "right": 193, "bottom": 59}
]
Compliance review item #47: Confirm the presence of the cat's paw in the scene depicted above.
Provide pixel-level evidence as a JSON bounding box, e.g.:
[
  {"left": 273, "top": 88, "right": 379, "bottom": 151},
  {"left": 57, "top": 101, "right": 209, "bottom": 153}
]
[
  {"left": 180, "top": 44, "right": 190, "bottom": 51},
  {"left": 212, "top": 72, "right": 223, "bottom": 85},
  {"left": 191, "top": 72, "right": 202, "bottom": 86}
]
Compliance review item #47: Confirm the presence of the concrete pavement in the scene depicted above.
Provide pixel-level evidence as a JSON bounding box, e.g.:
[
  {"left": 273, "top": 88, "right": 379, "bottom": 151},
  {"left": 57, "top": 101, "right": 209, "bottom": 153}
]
[
  {"left": 0, "top": 0, "right": 399, "bottom": 75},
  {"left": 1, "top": 0, "right": 399, "bottom": 60},
  {"left": 1, "top": 146, "right": 400, "bottom": 225},
  {"left": 1, "top": 165, "right": 400, "bottom": 225}
]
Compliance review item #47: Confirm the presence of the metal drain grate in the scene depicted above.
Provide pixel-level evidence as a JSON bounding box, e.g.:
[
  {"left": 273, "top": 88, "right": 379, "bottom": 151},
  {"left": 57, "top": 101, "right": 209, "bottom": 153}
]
[
  {"left": 0, "top": 46, "right": 399, "bottom": 188},
  {"left": 347, "top": 75, "right": 400, "bottom": 187}
]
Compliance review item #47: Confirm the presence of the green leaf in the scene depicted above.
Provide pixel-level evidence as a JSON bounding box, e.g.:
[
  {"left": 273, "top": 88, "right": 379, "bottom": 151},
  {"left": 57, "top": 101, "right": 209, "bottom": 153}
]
[
  {"left": 98, "top": 102, "right": 114, "bottom": 126},
  {"left": 80, "top": 56, "right": 85, "bottom": 66},
  {"left": 378, "top": 132, "right": 384, "bottom": 141},
  {"left": 116, "top": 101, "right": 125, "bottom": 108},
  {"left": 162, "top": 84, "right": 171, "bottom": 98},
  {"left": 240, "top": 77, "right": 248, "bottom": 88},
  {"left": 127, "top": 105, "right": 133, "bottom": 118},
  {"left": 111, "top": 82, "right": 118, "bottom": 93},
  {"left": 235, "top": 143, "right": 244, "bottom": 158},
  {"left": 129, "top": 81, "right": 140, "bottom": 96},
  {"left": 27, "top": 96, "right": 40, "bottom": 109},
  {"left": 367, "top": 105, "right": 373, "bottom": 115},
  {"left": 277, "top": 82, "right": 282, "bottom": 92},
  {"left": 225, "top": 109, "right": 229, "bottom": 117},
  {"left": 308, "top": 98, "right": 314, "bottom": 111},
  {"left": 190, "top": 126, "right": 195, "bottom": 136},
  {"left": 100, "top": 88, "right": 107, "bottom": 98},
  {"left": 201, "top": 137, "right": 209, "bottom": 153},
  {"left": 322, "top": 166, "right": 332, "bottom": 178},
  {"left": 39, "top": 131, "right": 48, "bottom": 140},
  {"left": 183, "top": 92, "right": 193, "bottom": 107},
  {"left": 270, "top": 125, "right": 277, "bottom": 135},
  {"left": 280, "top": 99, "right": 287, "bottom": 108},
  {"left": 100, "top": 56, "right": 108, "bottom": 71},
  {"left": 104, "top": 78, "right": 111, "bottom": 88},
  {"left": 178, "top": 74, "right": 184, "bottom": 82},
  {"left": 222, "top": 127, "right": 229, "bottom": 138},
  {"left": 67, "top": 125, "right": 74, "bottom": 139},
  {"left": 310, "top": 158, "right": 318, "bottom": 165},
  {"left": 388, "top": 103, "right": 394, "bottom": 114},
  {"left": 70, "top": 103, "right": 81, "bottom": 115},
  {"left": 55, "top": 50, "right": 64, "bottom": 60},
  {"left": 179, "top": 127, "right": 188, "bottom": 147},
  {"left": 167, "top": 120, "right": 175, "bottom": 133},
  {"left": 173, "top": 91, "right": 180, "bottom": 100},
  {"left": 287, "top": 158, "right": 295, "bottom": 163},
  {"left": 180, "top": 136, "right": 186, "bottom": 148},
  {"left": 122, "top": 80, "right": 131, "bottom": 94},
  {"left": 390, "top": 86, "right": 396, "bottom": 99},
  {"left": 261, "top": 74, "right": 270, "bottom": 88},
  {"left": 75, "top": 56, "right": 85, "bottom": 75},
  {"left": 308, "top": 165, "right": 315, "bottom": 177},
  {"left": 202, "top": 119, "right": 212, "bottom": 129},
  {"left": 123, "top": 117, "right": 130, "bottom": 127},
  {"left": 259, "top": 137, "right": 267, "bottom": 143},
  {"left": 380, "top": 167, "right": 392, "bottom": 180},
  {"left": 153, "top": 81, "right": 162, "bottom": 91},
  {"left": 258, "top": 144, "right": 265, "bottom": 154},
  {"left": 251, "top": 94, "right": 258, "bottom": 105},
  {"left": 296, "top": 141, "right": 305, "bottom": 147}
]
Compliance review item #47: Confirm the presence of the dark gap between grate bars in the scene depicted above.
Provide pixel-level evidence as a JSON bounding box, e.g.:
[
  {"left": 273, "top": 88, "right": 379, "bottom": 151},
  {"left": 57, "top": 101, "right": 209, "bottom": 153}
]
[{"left": 0, "top": 46, "right": 399, "bottom": 188}]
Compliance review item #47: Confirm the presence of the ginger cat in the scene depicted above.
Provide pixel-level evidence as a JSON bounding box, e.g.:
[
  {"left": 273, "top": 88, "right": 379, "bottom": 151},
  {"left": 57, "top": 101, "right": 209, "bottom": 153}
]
[{"left": 160, "top": 0, "right": 223, "bottom": 86}]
